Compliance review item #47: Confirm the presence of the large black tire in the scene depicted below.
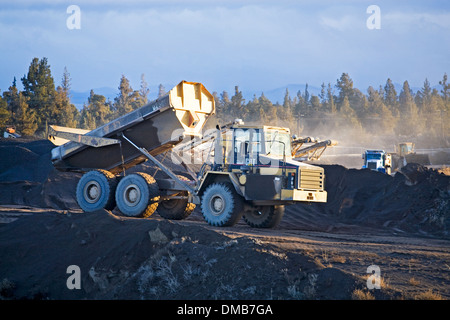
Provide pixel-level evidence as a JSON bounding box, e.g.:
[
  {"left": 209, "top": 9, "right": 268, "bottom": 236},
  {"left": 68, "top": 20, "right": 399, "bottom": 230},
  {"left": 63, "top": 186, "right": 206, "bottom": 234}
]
[
  {"left": 243, "top": 205, "right": 285, "bottom": 228},
  {"left": 76, "top": 169, "right": 117, "bottom": 212},
  {"left": 201, "top": 182, "right": 244, "bottom": 227},
  {"left": 157, "top": 175, "right": 195, "bottom": 220},
  {"left": 115, "top": 172, "right": 160, "bottom": 218},
  {"left": 158, "top": 196, "right": 196, "bottom": 220}
]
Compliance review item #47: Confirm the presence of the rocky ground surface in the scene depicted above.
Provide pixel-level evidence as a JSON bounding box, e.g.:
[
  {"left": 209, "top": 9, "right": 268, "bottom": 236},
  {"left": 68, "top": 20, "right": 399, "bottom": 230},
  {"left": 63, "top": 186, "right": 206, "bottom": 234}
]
[{"left": 0, "top": 137, "right": 449, "bottom": 300}]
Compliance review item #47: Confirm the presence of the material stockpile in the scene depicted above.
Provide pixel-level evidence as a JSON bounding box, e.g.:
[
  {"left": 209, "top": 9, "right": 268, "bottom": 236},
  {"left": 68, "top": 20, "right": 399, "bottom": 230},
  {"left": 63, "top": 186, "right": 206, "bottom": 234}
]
[{"left": 0, "top": 138, "right": 449, "bottom": 238}]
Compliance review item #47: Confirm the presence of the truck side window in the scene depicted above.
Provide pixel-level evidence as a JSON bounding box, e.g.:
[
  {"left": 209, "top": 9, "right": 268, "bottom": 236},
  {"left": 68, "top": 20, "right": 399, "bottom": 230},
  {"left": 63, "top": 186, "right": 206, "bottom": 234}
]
[{"left": 234, "top": 129, "right": 250, "bottom": 164}]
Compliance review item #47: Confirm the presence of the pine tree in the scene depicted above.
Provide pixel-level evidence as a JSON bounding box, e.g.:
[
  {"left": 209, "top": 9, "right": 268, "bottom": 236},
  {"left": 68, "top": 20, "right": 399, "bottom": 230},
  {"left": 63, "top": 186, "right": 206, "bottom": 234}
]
[
  {"left": 422, "top": 89, "right": 444, "bottom": 137},
  {"left": 326, "top": 83, "right": 336, "bottom": 114},
  {"left": 62, "top": 67, "right": 71, "bottom": 97},
  {"left": 54, "top": 86, "right": 78, "bottom": 127},
  {"left": 79, "top": 105, "right": 96, "bottom": 130},
  {"left": 113, "top": 75, "right": 140, "bottom": 116},
  {"left": 0, "top": 92, "right": 11, "bottom": 129},
  {"left": 283, "top": 88, "right": 292, "bottom": 110},
  {"left": 281, "top": 88, "right": 293, "bottom": 122},
  {"left": 397, "top": 80, "right": 421, "bottom": 136},
  {"left": 383, "top": 78, "right": 399, "bottom": 116},
  {"left": 2, "top": 78, "right": 17, "bottom": 121},
  {"left": 259, "top": 93, "right": 277, "bottom": 125},
  {"left": 158, "top": 84, "right": 166, "bottom": 98},
  {"left": 310, "top": 95, "right": 321, "bottom": 114},
  {"left": 335, "top": 73, "right": 354, "bottom": 107},
  {"left": 439, "top": 73, "right": 449, "bottom": 106},
  {"left": 54, "top": 67, "right": 78, "bottom": 127},
  {"left": 319, "top": 83, "right": 326, "bottom": 104},
  {"left": 415, "top": 78, "right": 432, "bottom": 112},
  {"left": 438, "top": 73, "right": 450, "bottom": 139},
  {"left": 212, "top": 91, "right": 224, "bottom": 123},
  {"left": 367, "top": 86, "right": 396, "bottom": 133},
  {"left": 3, "top": 80, "right": 38, "bottom": 135},
  {"left": 295, "top": 90, "right": 307, "bottom": 118},
  {"left": 218, "top": 91, "right": 231, "bottom": 122},
  {"left": 230, "top": 86, "right": 245, "bottom": 120},
  {"left": 339, "top": 95, "right": 361, "bottom": 130},
  {"left": 21, "top": 57, "right": 57, "bottom": 134},
  {"left": 245, "top": 94, "right": 264, "bottom": 123},
  {"left": 352, "top": 88, "right": 369, "bottom": 119},
  {"left": 303, "top": 83, "right": 310, "bottom": 104},
  {"left": 138, "top": 74, "right": 149, "bottom": 107},
  {"left": 80, "top": 90, "right": 112, "bottom": 129}
]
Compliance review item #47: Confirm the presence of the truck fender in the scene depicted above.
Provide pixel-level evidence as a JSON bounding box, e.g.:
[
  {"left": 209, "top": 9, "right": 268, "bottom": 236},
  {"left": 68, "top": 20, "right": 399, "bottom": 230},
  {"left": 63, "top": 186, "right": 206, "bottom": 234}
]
[{"left": 197, "top": 172, "right": 244, "bottom": 198}]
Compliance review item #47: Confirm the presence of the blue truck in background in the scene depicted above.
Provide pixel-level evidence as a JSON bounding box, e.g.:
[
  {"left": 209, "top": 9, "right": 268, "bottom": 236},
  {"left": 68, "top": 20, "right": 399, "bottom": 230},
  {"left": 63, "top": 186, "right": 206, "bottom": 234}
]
[{"left": 362, "top": 150, "right": 392, "bottom": 175}]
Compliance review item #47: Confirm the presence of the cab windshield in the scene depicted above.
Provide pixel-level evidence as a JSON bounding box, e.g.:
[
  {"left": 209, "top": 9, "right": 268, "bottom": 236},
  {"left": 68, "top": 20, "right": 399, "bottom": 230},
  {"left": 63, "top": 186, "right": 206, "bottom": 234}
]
[
  {"left": 366, "top": 153, "right": 382, "bottom": 160},
  {"left": 265, "top": 130, "right": 291, "bottom": 157}
]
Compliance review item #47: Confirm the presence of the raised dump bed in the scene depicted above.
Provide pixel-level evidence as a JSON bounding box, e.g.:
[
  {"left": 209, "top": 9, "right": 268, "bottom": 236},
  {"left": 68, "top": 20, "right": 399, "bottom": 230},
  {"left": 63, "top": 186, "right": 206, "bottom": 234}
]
[{"left": 50, "top": 81, "right": 215, "bottom": 174}]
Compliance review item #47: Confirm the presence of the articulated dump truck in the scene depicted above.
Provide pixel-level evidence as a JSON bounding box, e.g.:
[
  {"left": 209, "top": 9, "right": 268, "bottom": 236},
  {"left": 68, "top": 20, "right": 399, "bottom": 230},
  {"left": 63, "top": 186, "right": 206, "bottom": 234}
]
[{"left": 49, "top": 81, "right": 327, "bottom": 228}]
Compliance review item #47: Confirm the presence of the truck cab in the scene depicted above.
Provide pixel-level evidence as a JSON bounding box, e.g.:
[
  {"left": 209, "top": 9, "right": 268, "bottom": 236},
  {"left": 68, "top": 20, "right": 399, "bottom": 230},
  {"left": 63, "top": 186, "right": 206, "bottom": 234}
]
[
  {"left": 195, "top": 122, "right": 327, "bottom": 228},
  {"left": 199, "top": 123, "right": 326, "bottom": 202},
  {"left": 362, "top": 150, "right": 391, "bottom": 174}
]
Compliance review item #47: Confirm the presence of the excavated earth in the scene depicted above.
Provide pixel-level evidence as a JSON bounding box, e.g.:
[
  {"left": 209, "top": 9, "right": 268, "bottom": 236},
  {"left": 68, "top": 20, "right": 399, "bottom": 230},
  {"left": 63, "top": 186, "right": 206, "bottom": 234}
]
[{"left": 0, "top": 137, "right": 449, "bottom": 300}]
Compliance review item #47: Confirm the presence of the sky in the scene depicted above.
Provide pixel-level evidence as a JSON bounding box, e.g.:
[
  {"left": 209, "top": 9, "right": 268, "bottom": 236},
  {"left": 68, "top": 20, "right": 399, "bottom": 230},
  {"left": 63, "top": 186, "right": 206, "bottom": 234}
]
[{"left": 0, "top": 0, "right": 449, "bottom": 99}]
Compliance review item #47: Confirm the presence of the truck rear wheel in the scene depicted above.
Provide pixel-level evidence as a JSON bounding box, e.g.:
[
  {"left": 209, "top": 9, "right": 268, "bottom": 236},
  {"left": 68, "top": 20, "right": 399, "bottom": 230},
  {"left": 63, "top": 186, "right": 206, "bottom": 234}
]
[
  {"left": 157, "top": 175, "right": 195, "bottom": 220},
  {"left": 201, "top": 182, "right": 244, "bottom": 227},
  {"left": 76, "top": 169, "right": 117, "bottom": 212},
  {"left": 243, "top": 205, "right": 285, "bottom": 228},
  {"left": 158, "top": 194, "right": 196, "bottom": 220},
  {"left": 115, "top": 172, "right": 160, "bottom": 218}
]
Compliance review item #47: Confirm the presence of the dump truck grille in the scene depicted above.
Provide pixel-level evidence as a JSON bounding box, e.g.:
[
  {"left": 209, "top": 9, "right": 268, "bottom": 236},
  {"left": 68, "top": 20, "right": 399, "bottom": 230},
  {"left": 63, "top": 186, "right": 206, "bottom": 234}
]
[
  {"left": 298, "top": 169, "right": 324, "bottom": 191},
  {"left": 368, "top": 162, "right": 377, "bottom": 169}
]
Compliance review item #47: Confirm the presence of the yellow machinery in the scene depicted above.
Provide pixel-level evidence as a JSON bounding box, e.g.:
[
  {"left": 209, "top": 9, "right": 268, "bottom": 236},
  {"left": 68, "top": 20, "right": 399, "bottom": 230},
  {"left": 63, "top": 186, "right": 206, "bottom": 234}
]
[
  {"left": 49, "top": 81, "right": 327, "bottom": 228},
  {"left": 390, "top": 142, "right": 431, "bottom": 170}
]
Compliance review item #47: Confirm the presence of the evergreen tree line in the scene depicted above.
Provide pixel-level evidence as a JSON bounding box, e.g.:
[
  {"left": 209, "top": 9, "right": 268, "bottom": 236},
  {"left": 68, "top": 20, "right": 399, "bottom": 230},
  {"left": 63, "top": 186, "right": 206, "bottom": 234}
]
[
  {"left": 0, "top": 57, "right": 166, "bottom": 136},
  {"left": 0, "top": 57, "right": 449, "bottom": 146},
  {"left": 214, "top": 73, "right": 449, "bottom": 145}
]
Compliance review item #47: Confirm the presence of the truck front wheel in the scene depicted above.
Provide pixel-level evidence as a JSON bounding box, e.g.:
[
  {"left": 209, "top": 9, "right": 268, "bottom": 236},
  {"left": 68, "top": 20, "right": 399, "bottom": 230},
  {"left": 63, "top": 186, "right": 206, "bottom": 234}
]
[
  {"left": 201, "top": 182, "right": 244, "bottom": 227},
  {"left": 243, "top": 205, "right": 285, "bottom": 228}
]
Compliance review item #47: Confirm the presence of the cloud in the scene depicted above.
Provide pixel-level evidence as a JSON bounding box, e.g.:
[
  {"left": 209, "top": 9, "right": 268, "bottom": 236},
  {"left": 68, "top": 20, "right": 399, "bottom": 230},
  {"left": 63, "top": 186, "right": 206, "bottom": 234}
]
[
  {"left": 319, "top": 14, "right": 359, "bottom": 31},
  {"left": 384, "top": 11, "right": 450, "bottom": 33},
  {"left": 0, "top": 1, "right": 449, "bottom": 94}
]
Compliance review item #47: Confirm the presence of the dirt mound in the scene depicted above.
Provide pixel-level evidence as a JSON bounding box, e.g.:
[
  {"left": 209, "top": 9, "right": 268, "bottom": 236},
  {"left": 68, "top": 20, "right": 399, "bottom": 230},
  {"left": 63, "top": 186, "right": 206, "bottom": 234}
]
[
  {"left": 0, "top": 139, "right": 55, "bottom": 183},
  {"left": 0, "top": 139, "right": 449, "bottom": 239},
  {"left": 0, "top": 210, "right": 381, "bottom": 300},
  {"left": 281, "top": 164, "right": 450, "bottom": 238},
  {"left": 0, "top": 138, "right": 79, "bottom": 209},
  {"left": 1, "top": 139, "right": 449, "bottom": 300}
]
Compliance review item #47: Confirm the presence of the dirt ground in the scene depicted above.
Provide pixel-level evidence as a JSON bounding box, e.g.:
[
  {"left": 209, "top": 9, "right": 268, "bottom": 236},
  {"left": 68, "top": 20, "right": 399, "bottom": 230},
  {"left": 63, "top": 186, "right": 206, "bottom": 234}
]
[{"left": 0, "top": 137, "right": 449, "bottom": 300}]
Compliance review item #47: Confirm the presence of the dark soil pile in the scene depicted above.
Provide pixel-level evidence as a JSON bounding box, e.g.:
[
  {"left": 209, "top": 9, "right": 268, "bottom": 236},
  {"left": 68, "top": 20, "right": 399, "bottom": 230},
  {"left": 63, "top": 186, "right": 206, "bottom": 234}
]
[
  {"left": 1, "top": 138, "right": 448, "bottom": 300},
  {"left": 0, "top": 138, "right": 449, "bottom": 238},
  {"left": 0, "top": 209, "right": 381, "bottom": 300},
  {"left": 0, "top": 138, "right": 81, "bottom": 209},
  {"left": 283, "top": 164, "right": 450, "bottom": 238}
]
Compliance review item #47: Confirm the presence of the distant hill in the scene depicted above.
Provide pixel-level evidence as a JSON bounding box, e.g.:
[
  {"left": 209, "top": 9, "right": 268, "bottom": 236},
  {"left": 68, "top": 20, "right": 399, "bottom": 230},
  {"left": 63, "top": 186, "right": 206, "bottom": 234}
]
[{"left": 244, "top": 84, "right": 322, "bottom": 104}]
